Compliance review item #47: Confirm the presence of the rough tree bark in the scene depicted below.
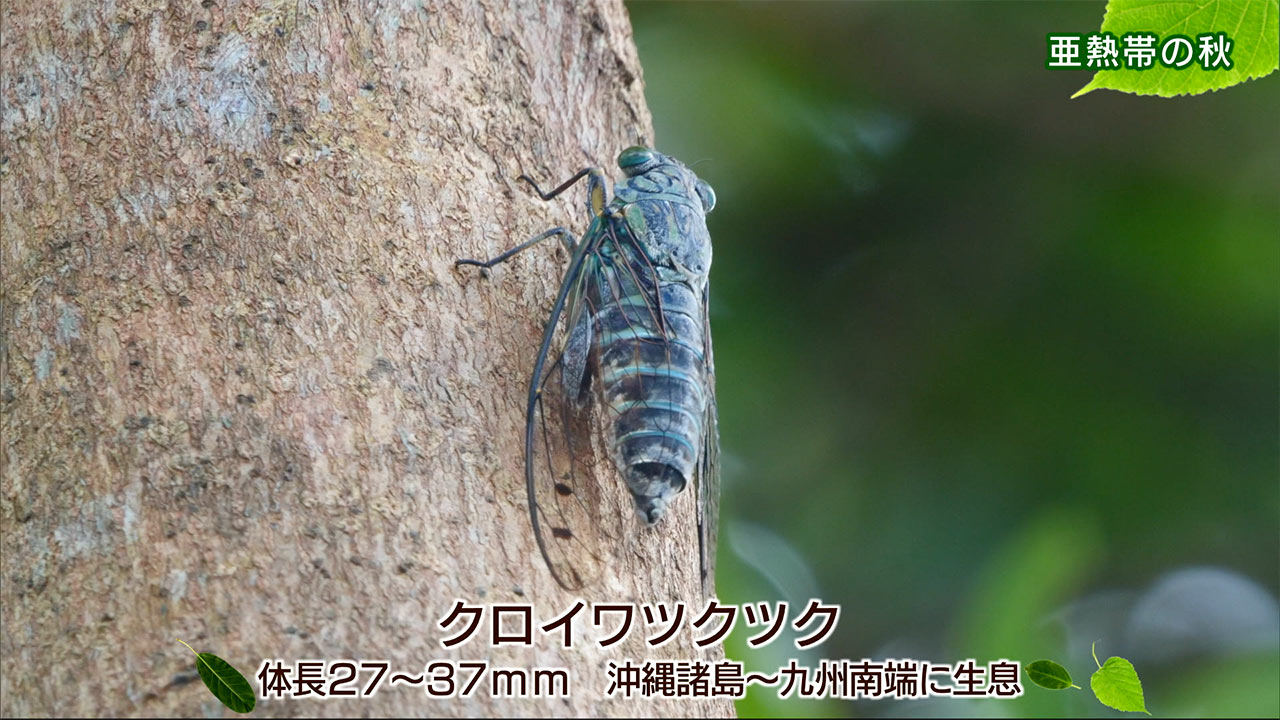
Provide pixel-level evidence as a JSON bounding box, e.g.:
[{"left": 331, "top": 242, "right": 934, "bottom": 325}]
[{"left": 1, "top": 1, "right": 731, "bottom": 716}]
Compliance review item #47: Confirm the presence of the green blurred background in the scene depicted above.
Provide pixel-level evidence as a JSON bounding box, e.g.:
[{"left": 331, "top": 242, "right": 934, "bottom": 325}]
[{"left": 626, "top": 2, "right": 1279, "bottom": 717}]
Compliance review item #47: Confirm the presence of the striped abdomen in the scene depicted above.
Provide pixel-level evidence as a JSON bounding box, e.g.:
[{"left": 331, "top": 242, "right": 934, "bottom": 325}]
[{"left": 595, "top": 281, "right": 707, "bottom": 524}]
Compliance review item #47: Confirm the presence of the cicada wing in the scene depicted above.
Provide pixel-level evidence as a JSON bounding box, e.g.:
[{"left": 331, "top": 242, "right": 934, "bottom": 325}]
[
  {"left": 697, "top": 289, "right": 722, "bottom": 598},
  {"left": 524, "top": 246, "right": 619, "bottom": 591},
  {"left": 525, "top": 358, "right": 607, "bottom": 590}
]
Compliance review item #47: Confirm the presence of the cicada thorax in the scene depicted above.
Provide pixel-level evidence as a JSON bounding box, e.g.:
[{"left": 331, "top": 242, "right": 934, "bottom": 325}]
[
  {"left": 588, "top": 235, "right": 708, "bottom": 526},
  {"left": 615, "top": 173, "right": 713, "bottom": 282}
]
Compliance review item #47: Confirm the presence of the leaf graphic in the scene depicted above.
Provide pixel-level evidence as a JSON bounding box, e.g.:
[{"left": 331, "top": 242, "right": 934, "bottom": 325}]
[
  {"left": 1074, "top": 0, "right": 1279, "bottom": 98},
  {"left": 1026, "top": 659, "right": 1079, "bottom": 690},
  {"left": 177, "top": 639, "right": 256, "bottom": 714},
  {"left": 1090, "top": 643, "right": 1150, "bottom": 714}
]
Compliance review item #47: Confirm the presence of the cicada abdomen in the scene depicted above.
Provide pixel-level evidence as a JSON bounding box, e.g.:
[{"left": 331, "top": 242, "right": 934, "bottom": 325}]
[{"left": 590, "top": 245, "right": 708, "bottom": 526}]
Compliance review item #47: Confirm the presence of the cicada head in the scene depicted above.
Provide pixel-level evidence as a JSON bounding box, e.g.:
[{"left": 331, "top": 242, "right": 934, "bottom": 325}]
[{"left": 617, "top": 146, "right": 716, "bottom": 216}]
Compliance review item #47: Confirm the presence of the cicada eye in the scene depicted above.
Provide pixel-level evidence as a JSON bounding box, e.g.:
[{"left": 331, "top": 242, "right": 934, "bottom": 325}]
[
  {"left": 695, "top": 180, "right": 716, "bottom": 214},
  {"left": 617, "top": 146, "right": 655, "bottom": 175}
]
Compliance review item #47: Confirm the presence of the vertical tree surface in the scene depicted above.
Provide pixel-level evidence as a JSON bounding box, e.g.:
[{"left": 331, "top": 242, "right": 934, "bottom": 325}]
[{"left": 1, "top": 1, "right": 729, "bottom": 715}]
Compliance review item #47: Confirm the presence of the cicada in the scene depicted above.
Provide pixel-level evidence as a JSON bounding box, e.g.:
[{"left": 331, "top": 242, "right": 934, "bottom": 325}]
[{"left": 457, "top": 146, "right": 719, "bottom": 593}]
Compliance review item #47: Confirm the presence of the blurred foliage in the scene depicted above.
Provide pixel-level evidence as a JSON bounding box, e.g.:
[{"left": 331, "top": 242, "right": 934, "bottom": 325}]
[{"left": 627, "top": 2, "right": 1279, "bottom": 717}]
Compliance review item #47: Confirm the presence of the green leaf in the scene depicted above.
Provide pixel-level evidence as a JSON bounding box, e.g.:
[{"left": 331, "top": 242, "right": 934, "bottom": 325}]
[
  {"left": 1074, "top": 0, "right": 1279, "bottom": 98},
  {"left": 177, "top": 640, "right": 256, "bottom": 714},
  {"left": 1091, "top": 655, "right": 1150, "bottom": 714},
  {"left": 1026, "top": 659, "right": 1079, "bottom": 690}
]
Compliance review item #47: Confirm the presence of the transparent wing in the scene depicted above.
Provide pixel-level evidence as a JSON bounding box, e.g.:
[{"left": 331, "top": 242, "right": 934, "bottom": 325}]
[
  {"left": 697, "top": 287, "right": 721, "bottom": 598},
  {"left": 526, "top": 356, "right": 611, "bottom": 590},
  {"left": 524, "top": 233, "right": 618, "bottom": 591}
]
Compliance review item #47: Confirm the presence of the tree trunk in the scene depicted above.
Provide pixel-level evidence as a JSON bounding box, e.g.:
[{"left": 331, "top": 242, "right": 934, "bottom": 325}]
[{"left": 1, "top": 1, "right": 730, "bottom": 715}]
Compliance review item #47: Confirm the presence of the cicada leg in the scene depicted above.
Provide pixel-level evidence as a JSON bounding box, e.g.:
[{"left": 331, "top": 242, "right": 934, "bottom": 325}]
[
  {"left": 455, "top": 226, "right": 578, "bottom": 269},
  {"left": 455, "top": 165, "right": 608, "bottom": 269},
  {"left": 518, "top": 167, "right": 609, "bottom": 217}
]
